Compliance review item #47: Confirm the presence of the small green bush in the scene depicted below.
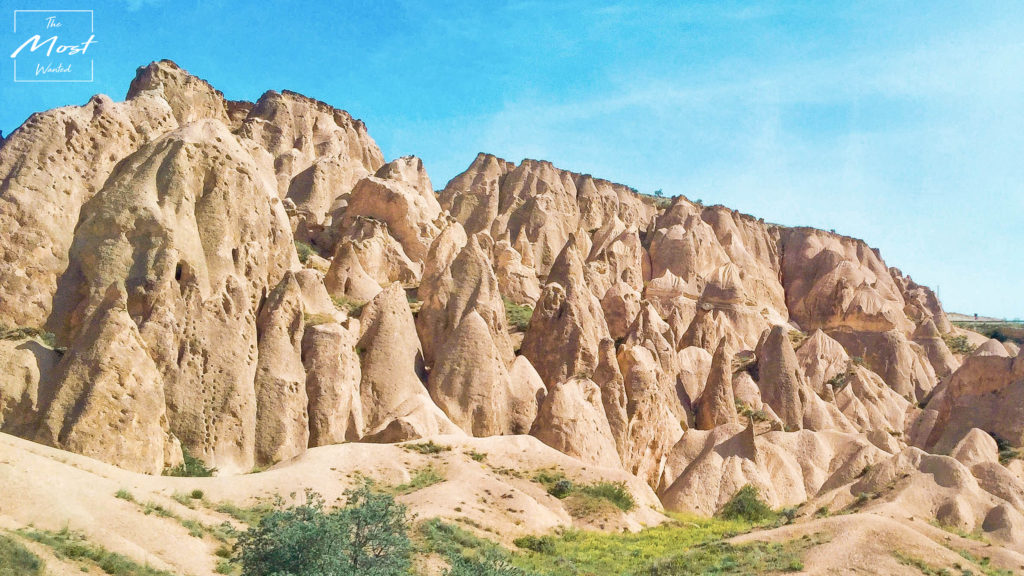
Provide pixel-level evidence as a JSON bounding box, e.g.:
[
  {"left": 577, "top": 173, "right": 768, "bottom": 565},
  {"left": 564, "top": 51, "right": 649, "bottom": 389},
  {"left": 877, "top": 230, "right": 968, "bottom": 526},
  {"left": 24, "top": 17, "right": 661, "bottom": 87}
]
[
  {"left": 164, "top": 448, "right": 216, "bottom": 477},
  {"left": 331, "top": 294, "right": 366, "bottom": 317},
  {"left": 943, "top": 334, "right": 977, "bottom": 355},
  {"left": 115, "top": 489, "right": 135, "bottom": 502},
  {"left": 393, "top": 467, "right": 445, "bottom": 494},
  {"left": 0, "top": 533, "right": 43, "bottom": 576},
  {"left": 577, "top": 482, "right": 635, "bottom": 512},
  {"left": 403, "top": 440, "right": 450, "bottom": 455},
  {"left": 294, "top": 241, "right": 315, "bottom": 265},
  {"left": 549, "top": 479, "right": 573, "bottom": 499},
  {"left": 190, "top": 489, "right": 204, "bottom": 500},
  {"left": 502, "top": 297, "right": 533, "bottom": 331},
  {"left": 993, "top": 435, "right": 1021, "bottom": 464},
  {"left": 719, "top": 485, "right": 775, "bottom": 523},
  {"left": 513, "top": 535, "right": 556, "bottom": 554},
  {"left": 0, "top": 324, "right": 57, "bottom": 348},
  {"left": 466, "top": 450, "right": 487, "bottom": 462}
]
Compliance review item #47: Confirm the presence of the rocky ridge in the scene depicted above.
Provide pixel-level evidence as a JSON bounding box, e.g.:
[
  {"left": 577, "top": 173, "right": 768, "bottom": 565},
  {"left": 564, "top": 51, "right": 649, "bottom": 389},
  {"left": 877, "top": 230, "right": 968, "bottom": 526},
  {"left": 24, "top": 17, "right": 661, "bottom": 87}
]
[{"left": 1, "top": 61, "right": 1022, "bottom": 558}]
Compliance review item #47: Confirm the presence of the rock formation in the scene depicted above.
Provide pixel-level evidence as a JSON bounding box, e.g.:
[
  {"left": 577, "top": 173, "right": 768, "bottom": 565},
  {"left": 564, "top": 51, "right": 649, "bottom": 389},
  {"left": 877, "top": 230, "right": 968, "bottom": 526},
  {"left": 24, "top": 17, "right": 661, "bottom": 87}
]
[{"left": 1, "top": 61, "right": 1021, "bottom": 558}]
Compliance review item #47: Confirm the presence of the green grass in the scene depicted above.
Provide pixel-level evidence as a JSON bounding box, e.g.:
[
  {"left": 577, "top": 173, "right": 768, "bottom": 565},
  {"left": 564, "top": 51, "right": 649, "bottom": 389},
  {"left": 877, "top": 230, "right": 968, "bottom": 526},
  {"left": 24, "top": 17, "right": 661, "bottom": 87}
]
[
  {"left": 163, "top": 448, "right": 216, "bottom": 477},
  {"left": 734, "top": 400, "right": 769, "bottom": 423},
  {"left": 466, "top": 450, "right": 487, "bottom": 462},
  {"left": 503, "top": 297, "right": 534, "bottom": 331},
  {"left": 531, "top": 470, "right": 636, "bottom": 515},
  {"left": 643, "top": 538, "right": 814, "bottom": 575},
  {"left": 303, "top": 312, "right": 336, "bottom": 327},
  {"left": 18, "top": 527, "right": 174, "bottom": 576},
  {"left": 929, "top": 520, "right": 987, "bottom": 543},
  {"left": 403, "top": 440, "right": 451, "bottom": 455},
  {"left": 957, "top": 548, "right": 1015, "bottom": 576},
  {"left": 992, "top": 435, "right": 1021, "bottom": 465},
  {"left": 420, "top": 519, "right": 536, "bottom": 575},
  {"left": 294, "top": 240, "right": 315, "bottom": 265},
  {"left": 0, "top": 533, "right": 44, "bottom": 576},
  {"left": 942, "top": 333, "right": 978, "bottom": 355},
  {"left": 392, "top": 466, "right": 445, "bottom": 495},
  {"left": 331, "top": 294, "right": 366, "bottom": 316},
  {"left": 0, "top": 324, "right": 57, "bottom": 348},
  {"left": 115, "top": 489, "right": 135, "bottom": 502},
  {"left": 141, "top": 501, "right": 175, "bottom": 518},
  {"left": 509, "top": 513, "right": 761, "bottom": 575},
  {"left": 213, "top": 501, "right": 275, "bottom": 526}
]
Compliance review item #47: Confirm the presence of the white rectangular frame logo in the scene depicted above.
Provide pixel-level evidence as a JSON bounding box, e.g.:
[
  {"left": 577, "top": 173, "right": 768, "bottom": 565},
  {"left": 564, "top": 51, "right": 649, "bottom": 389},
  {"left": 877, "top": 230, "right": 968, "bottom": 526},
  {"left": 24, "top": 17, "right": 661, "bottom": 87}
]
[{"left": 12, "top": 9, "right": 94, "bottom": 83}]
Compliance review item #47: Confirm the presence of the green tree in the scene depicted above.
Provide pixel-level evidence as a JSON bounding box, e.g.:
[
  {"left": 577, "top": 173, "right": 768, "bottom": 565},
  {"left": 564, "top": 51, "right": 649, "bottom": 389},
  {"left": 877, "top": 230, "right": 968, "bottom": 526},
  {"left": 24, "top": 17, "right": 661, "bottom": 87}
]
[{"left": 236, "top": 485, "right": 411, "bottom": 576}]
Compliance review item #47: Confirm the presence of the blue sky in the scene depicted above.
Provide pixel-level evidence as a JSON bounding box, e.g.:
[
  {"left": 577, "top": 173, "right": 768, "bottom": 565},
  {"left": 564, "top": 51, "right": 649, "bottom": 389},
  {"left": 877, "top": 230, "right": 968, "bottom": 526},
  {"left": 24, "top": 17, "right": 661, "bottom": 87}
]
[{"left": 2, "top": 1, "right": 1021, "bottom": 318}]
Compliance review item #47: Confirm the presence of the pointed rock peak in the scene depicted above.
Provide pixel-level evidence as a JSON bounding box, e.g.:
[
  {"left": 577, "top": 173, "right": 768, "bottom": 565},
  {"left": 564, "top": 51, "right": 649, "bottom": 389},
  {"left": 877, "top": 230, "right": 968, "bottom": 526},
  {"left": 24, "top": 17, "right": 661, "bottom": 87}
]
[
  {"left": 324, "top": 241, "right": 381, "bottom": 303},
  {"left": 702, "top": 262, "right": 744, "bottom": 305},
  {"left": 375, "top": 155, "right": 433, "bottom": 197},
  {"left": 96, "top": 282, "right": 129, "bottom": 315},
  {"left": 801, "top": 328, "right": 840, "bottom": 350},
  {"left": 950, "top": 428, "right": 999, "bottom": 467},
  {"left": 126, "top": 60, "right": 228, "bottom": 125},
  {"left": 426, "top": 220, "right": 468, "bottom": 263},
  {"left": 472, "top": 152, "right": 516, "bottom": 172},
  {"left": 359, "top": 282, "right": 415, "bottom": 339},
  {"left": 756, "top": 324, "right": 806, "bottom": 431},
  {"left": 265, "top": 270, "right": 300, "bottom": 305},
  {"left": 626, "top": 300, "right": 670, "bottom": 343},
  {"left": 713, "top": 336, "right": 733, "bottom": 364},
  {"left": 696, "top": 337, "right": 737, "bottom": 430},
  {"left": 740, "top": 416, "right": 758, "bottom": 461},
  {"left": 913, "top": 318, "right": 942, "bottom": 340},
  {"left": 974, "top": 338, "right": 1011, "bottom": 358},
  {"left": 545, "top": 233, "right": 586, "bottom": 289}
]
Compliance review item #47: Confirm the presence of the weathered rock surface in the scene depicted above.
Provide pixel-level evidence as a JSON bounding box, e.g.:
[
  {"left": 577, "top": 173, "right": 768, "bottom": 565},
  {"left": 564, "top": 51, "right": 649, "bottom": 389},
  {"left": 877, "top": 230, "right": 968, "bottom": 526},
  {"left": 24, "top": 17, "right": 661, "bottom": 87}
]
[
  {"left": 356, "top": 283, "right": 461, "bottom": 442},
  {"left": 302, "top": 322, "right": 363, "bottom": 446},
  {"left": 5, "top": 62, "right": 1022, "bottom": 561},
  {"left": 695, "top": 339, "right": 737, "bottom": 430},
  {"left": 531, "top": 377, "right": 621, "bottom": 468},
  {"left": 36, "top": 286, "right": 176, "bottom": 474}
]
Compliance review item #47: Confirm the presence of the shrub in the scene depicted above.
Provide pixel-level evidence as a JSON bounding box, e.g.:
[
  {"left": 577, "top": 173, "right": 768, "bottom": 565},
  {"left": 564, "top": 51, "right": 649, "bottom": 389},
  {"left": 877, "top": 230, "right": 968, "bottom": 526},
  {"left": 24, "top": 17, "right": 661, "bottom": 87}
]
[
  {"left": 577, "top": 482, "right": 635, "bottom": 512},
  {"left": 393, "top": 467, "right": 445, "bottom": 494},
  {"left": 735, "top": 400, "right": 769, "bottom": 423},
  {"left": 719, "top": 485, "right": 775, "bottom": 523},
  {"left": 943, "top": 334, "right": 977, "bottom": 355},
  {"left": 0, "top": 533, "right": 43, "bottom": 576},
  {"left": 294, "top": 241, "right": 315, "bottom": 265},
  {"left": 446, "top": 553, "right": 534, "bottom": 576},
  {"left": 502, "top": 297, "right": 533, "bottom": 331},
  {"left": 993, "top": 435, "right": 1021, "bottom": 464},
  {"left": 164, "top": 448, "right": 216, "bottom": 477},
  {"left": 115, "top": 489, "right": 135, "bottom": 502},
  {"left": 190, "top": 489, "right": 204, "bottom": 500},
  {"left": 549, "top": 479, "right": 573, "bottom": 499},
  {"left": 0, "top": 324, "right": 57, "bottom": 348},
  {"left": 235, "top": 486, "right": 411, "bottom": 576},
  {"left": 403, "top": 441, "right": 450, "bottom": 455},
  {"left": 18, "top": 527, "right": 172, "bottom": 576},
  {"left": 331, "top": 294, "right": 366, "bottom": 317},
  {"left": 513, "top": 535, "right": 556, "bottom": 554},
  {"left": 420, "top": 519, "right": 536, "bottom": 576},
  {"left": 466, "top": 450, "right": 487, "bottom": 462}
]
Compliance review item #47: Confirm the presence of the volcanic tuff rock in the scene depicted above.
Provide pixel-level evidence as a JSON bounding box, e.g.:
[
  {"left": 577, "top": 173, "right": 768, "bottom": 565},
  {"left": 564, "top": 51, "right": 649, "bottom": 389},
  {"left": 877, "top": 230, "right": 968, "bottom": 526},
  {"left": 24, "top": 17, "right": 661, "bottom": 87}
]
[{"left": 1, "top": 60, "right": 1021, "bottom": 551}]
